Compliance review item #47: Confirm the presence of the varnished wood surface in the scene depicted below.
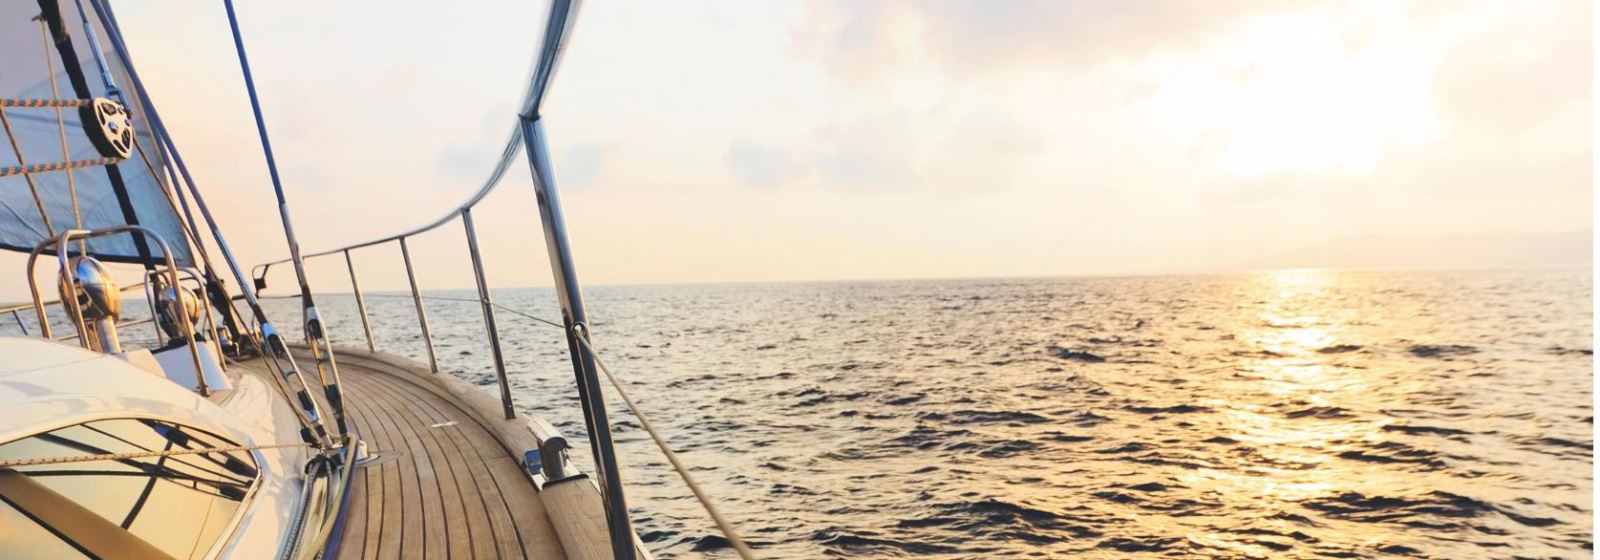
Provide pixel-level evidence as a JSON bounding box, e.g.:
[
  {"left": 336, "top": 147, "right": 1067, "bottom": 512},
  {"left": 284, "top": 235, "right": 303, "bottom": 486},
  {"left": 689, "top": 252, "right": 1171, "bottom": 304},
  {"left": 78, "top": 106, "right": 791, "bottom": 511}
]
[
  {"left": 539, "top": 479, "right": 614, "bottom": 560},
  {"left": 326, "top": 353, "right": 567, "bottom": 559}
]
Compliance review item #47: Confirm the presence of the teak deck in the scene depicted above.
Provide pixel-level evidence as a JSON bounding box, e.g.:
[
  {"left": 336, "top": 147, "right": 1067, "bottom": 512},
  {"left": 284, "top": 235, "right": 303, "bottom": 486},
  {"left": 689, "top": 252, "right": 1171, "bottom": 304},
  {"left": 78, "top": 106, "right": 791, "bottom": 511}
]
[
  {"left": 233, "top": 348, "right": 574, "bottom": 559},
  {"left": 334, "top": 354, "right": 565, "bottom": 560}
]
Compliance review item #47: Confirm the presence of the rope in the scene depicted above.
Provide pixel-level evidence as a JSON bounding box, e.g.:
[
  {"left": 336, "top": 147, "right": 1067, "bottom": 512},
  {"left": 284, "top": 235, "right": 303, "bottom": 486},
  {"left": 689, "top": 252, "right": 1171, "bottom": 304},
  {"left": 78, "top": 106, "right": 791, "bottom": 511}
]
[
  {"left": 0, "top": 156, "right": 118, "bottom": 177},
  {"left": 37, "top": 17, "right": 84, "bottom": 236},
  {"left": 0, "top": 97, "right": 92, "bottom": 108},
  {"left": 0, "top": 442, "right": 309, "bottom": 468},
  {"left": 38, "top": 18, "right": 88, "bottom": 257},
  {"left": 0, "top": 108, "right": 56, "bottom": 233},
  {"left": 472, "top": 305, "right": 754, "bottom": 556},
  {"left": 572, "top": 329, "right": 758, "bottom": 559}
]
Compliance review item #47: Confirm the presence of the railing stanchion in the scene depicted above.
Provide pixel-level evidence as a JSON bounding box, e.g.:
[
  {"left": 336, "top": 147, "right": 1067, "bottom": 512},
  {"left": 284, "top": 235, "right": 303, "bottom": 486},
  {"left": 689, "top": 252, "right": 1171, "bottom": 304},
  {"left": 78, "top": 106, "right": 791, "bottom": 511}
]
[
  {"left": 344, "top": 249, "right": 376, "bottom": 352},
  {"left": 462, "top": 208, "right": 515, "bottom": 419},
  {"left": 399, "top": 236, "right": 438, "bottom": 373},
  {"left": 520, "top": 113, "right": 637, "bottom": 560}
]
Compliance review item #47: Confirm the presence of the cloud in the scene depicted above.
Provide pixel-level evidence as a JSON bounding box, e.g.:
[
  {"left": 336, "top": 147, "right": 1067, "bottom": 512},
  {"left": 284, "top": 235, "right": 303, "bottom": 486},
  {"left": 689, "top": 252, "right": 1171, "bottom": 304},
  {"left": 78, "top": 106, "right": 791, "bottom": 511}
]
[
  {"left": 1429, "top": 1, "right": 1591, "bottom": 140},
  {"left": 763, "top": 104, "right": 1045, "bottom": 192},
  {"left": 556, "top": 142, "right": 610, "bottom": 189},
  {"left": 813, "top": 112, "right": 914, "bottom": 189},
  {"left": 794, "top": 0, "right": 1282, "bottom": 81},
  {"left": 724, "top": 140, "right": 792, "bottom": 188}
]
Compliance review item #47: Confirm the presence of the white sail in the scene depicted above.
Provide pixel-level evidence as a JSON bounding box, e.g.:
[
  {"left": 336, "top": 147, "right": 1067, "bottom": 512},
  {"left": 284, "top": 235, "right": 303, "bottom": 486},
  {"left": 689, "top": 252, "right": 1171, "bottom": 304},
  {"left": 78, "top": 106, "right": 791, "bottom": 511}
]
[{"left": 0, "top": 0, "right": 193, "bottom": 266}]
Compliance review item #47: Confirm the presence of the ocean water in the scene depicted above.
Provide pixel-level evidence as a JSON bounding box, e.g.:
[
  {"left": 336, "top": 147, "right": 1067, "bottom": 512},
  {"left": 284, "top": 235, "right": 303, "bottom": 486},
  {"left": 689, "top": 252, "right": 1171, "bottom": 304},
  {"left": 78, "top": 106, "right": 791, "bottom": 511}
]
[{"left": 262, "top": 268, "right": 1592, "bottom": 559}]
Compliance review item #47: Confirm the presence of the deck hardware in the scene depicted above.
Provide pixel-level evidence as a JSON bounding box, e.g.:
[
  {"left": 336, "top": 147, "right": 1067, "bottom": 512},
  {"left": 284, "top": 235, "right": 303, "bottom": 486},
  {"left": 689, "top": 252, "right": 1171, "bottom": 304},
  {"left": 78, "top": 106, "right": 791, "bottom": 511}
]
[
  {"left": 223, "top": 0, "right": 351, "bottom": 444},
  {"left": 87, "top": 0, "right": 336, "bottom": 449},
  {"left": 527, "top": 418, "right": 571, "bottom": 479},
  {"left": 58, "top": 256, "right": 121, "bottom": 353},
  {"left": 81, "top": 97, "right": 133, "bottom": 158},
  {"left": 29, "top": 227, "right": 211, "bottom": 396},
  {"left": 523, "top": 450, "right": 542, "bottom": 477},
  {"left": 152, "top": 274, "right": 199, "bottom": 340}
]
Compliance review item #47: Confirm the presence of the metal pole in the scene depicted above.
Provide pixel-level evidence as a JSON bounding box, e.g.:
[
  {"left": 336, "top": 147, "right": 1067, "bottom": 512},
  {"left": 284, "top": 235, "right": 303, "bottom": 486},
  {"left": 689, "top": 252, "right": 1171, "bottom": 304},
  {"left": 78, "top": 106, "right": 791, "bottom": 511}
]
[
  {"left": 462, "top": 208, "right": 516, "bottom": 420},
  {"left": 520, "top": 115, "right": 636, "bottom": 560},
  {"left": 69, "top": 0, "right": 119, "bottom": 98},
  {"left": 345, "top": 250, "right": 375, "bottom": 352},
  {"left": 88, "top": 0, "right": 330, "bottom": 452},
  {"left": 223, "top": 0, "right": 349, "bottom": 442},
  {"left": 12, "top": 309, "right": 26, "bottom": 335},
  {"left": 399, "top": 237, "right": 438, "bottom": 373}
]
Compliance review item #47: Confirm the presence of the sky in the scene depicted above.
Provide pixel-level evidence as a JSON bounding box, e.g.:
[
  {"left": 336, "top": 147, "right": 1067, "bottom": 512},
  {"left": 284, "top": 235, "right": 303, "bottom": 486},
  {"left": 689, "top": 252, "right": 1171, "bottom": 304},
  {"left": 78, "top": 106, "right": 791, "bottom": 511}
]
[{"left": 22, "top": 0, "right": 1590, "bottom": 296}]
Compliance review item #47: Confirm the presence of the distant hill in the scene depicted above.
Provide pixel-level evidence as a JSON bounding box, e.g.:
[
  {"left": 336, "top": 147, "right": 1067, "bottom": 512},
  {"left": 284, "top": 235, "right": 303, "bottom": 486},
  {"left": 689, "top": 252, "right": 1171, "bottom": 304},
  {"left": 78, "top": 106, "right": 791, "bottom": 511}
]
[{"left": 1236, "top": 230, "right": 1593, "bottom": 272}]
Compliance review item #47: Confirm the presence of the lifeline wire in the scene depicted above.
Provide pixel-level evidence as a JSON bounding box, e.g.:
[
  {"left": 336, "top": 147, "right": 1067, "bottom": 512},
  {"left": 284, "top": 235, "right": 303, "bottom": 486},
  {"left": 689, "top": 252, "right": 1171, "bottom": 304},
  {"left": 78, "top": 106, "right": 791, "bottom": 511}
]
[
  {"left": 572, "top": 330, "right": 758, "bottom": 559},
  {"left": 457, "top": 299, "right": 757, "bottom": 558},
  {"left": 0, "top": 442, "right": 309, "bottom": 468}
]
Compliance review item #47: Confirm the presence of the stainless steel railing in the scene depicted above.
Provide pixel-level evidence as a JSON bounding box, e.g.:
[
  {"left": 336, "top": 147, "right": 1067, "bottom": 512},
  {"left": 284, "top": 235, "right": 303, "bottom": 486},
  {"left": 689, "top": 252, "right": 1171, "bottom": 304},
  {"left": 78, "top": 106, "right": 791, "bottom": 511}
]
[
  {"left": 243, "top": 1, "right": 765, "bottom": 558},
  {"left": 252, "top": 205, "right": 511, "bottom": 414},
  {"left": 26, "top": 225, "right": 214, "bottom": 395}
]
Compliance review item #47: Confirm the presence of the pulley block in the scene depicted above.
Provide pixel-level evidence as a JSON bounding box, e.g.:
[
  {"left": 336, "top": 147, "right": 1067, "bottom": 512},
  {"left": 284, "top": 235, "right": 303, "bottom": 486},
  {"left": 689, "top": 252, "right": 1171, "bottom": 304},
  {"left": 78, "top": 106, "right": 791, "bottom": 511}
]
[{"left": 80, "top": 97, "right": 134, "bottom": 159}]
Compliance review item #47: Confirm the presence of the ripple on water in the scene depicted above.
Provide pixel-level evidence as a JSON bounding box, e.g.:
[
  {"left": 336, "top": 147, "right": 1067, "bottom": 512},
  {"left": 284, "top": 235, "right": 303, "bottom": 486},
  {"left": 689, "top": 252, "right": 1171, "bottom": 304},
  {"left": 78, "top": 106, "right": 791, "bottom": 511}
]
[{"left": 256, "top": 269, "right": 1593, "bottom": 559}]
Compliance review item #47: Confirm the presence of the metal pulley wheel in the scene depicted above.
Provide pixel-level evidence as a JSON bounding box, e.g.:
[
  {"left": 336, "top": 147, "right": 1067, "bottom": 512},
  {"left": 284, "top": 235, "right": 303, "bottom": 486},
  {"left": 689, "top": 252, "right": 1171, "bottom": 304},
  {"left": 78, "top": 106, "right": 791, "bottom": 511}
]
[{"left": 80, "top": 97, "right": 134, "bottom": 159}]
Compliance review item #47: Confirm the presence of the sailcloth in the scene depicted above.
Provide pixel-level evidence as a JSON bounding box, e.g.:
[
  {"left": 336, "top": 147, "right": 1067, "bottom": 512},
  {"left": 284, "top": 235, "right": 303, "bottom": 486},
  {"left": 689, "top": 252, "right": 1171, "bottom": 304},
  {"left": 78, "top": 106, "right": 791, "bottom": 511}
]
[{"left": 0, "top": 0, "right": 193, "bottom": 266}]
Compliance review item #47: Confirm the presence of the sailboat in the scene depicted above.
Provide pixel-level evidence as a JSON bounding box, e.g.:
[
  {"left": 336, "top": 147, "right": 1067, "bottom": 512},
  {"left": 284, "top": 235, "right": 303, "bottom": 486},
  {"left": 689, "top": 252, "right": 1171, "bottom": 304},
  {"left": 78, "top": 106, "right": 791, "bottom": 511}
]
[{"left": 0, "top": 1, "right": 750, "bottom": 558}]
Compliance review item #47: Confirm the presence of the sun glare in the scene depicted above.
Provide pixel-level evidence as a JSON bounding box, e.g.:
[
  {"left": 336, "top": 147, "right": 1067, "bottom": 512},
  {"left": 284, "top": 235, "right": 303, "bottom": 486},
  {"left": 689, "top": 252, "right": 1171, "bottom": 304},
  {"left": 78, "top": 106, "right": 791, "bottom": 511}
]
[{"left": 1146, "top": 10, "right": 1440, "bottom": 178}]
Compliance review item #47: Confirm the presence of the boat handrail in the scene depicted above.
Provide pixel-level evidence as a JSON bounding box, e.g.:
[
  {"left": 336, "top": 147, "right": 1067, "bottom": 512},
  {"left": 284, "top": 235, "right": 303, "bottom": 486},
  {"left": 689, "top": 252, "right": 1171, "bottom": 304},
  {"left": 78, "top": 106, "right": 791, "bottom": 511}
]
[
  {"left": 251, "top": 129, "right": 523, "bottom": 275},
  {"left": 0, "top": 279, "right": 145, "bottom": 315},
  {"left": 242, "top": 1, "right": 758, "bottom": 557},
  {"left": 26, "top": 226, "right": 214, "bottom": 395},
  {"left": 3, "top": 270, "right": 218, "bottom": 351}
]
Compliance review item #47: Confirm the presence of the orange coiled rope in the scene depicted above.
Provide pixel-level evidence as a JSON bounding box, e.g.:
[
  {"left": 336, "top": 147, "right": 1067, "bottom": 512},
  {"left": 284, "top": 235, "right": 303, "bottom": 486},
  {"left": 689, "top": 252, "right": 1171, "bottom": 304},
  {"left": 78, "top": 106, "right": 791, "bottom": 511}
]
[
  {"left": 0, "top": 97, "right": 93, "bottom": 108},
  {"left": 0, "top": 157, "right": 118, "bottom": 177}
]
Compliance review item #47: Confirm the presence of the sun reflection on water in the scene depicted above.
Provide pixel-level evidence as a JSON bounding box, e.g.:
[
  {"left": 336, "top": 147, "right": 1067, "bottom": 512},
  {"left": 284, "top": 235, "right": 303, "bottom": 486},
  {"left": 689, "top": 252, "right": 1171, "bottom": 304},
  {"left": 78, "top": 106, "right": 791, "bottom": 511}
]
[
  {"left": 1178, "top": 269, "right": 1440, "bottom": 552},
  {"left": 261, "top": 269, "right": 1594, "bottom": 558}
]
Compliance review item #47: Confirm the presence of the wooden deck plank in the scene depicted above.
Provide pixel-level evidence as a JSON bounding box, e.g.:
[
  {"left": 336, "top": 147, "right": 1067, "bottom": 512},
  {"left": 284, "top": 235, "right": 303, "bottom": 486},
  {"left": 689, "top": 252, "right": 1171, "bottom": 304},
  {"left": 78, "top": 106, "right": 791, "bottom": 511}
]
[
  {"left": 348, "top": 371, "right": 447, "bottom": 559},
  {"left": 486, "top": 456, "right": 568, "bottom": 560},
  {"left": 342, "top": 395, "right": 382, "bottom": 556},
  {"left": 448, "top": 417, "right": 534, "bottom": 559},
  {"left": 333, "top": 351, "right": 567, "bottom": 559},
  {"left": 361, "top": 368, "right": 531, "bottom": 560},
  {"left": 352, "top": 373, "right": 421, "bottom": 560},
  {"left": 355, "top": 369, "right": 485, "bottom": 559},
  {"left": 540, "top": 481, "right": 613, "bottom": 560},
  {"left": 341, "top": 438, "right": 368, "bottom": 560},
  {"left": 286, "top": 348, "right": 567, "bottom": 560},
  {"left": 347, "top": 380, "right": 406, "bottom": 560},
  {"left": 363, "top": 372, "right": 504, "bottom": 560}
]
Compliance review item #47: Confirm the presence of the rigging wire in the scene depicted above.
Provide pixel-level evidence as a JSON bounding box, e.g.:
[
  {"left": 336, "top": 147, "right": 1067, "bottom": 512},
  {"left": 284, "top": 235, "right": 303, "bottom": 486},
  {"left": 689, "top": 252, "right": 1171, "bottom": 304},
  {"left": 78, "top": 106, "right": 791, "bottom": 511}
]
[
  {"left": 0, "top": 442, "right": 309, "bottom": 468},
  {"left": 572, "top": 329, "right": 758, "bottom": 560},
  {"left": 320, "top": 290, "right": 757, "bottom": 556},
  {"left": 86, "top": 0, "right": 336, "bottom": 451},
  {"left": 221, "top": 0, "right": 350, "bottom": 441},
  {"left": 458, "top": 300, "right": 757, "bottom": 558}
]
